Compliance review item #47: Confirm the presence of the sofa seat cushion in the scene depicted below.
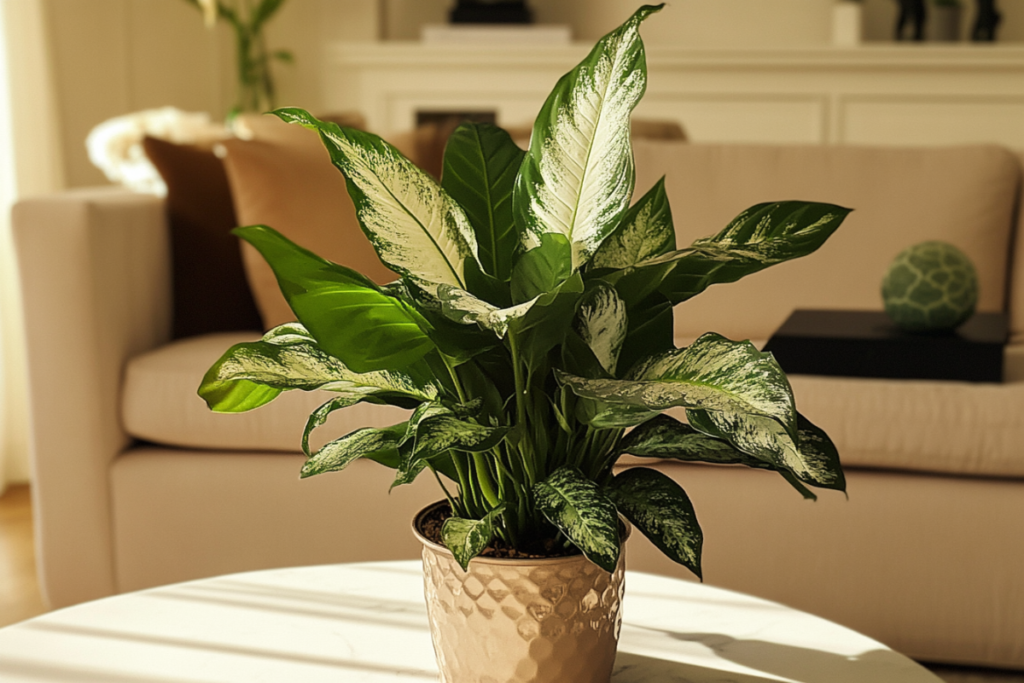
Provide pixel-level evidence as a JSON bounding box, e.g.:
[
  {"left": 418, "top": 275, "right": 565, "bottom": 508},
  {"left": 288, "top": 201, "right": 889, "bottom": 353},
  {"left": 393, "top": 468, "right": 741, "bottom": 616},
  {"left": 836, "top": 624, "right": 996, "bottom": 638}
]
[
  {"left": 785, "top": 363, "right": 1024, "bottom": 479},
  {"left": 122, "top": 333, "right": 409, "bottom": 452},
  {"left": 125, "top": 335, "right": 1024, "bottom": 479}
]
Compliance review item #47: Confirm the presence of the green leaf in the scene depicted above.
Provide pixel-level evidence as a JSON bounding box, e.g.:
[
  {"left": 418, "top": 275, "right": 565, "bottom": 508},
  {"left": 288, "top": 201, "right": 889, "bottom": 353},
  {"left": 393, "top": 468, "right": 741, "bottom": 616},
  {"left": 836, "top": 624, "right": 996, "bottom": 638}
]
[
  {"left": 573, "top": 282, "right": 628, "bottom": 375},
  {"left": 442, "top": 123, "right": 525, "bottom": 281},
  {"left": 442, "top": 505, "right": 506, "bottom": 571},
  {"left": 590, "top": 177, "right": 675, "bottom": 270},
  {"left": 198, "top": 324, "right": 439, "bottom": 414},
  {"left": 197, "top": 374, "right": 281, "bottom": 414},
  {"left": 301, "top": 423, "right": 408, "bottom": 478},
  {"left": 652, "top": 201, "right": 852, "bottom": 304},
  {"left": 510, "top": 234, "right": 573, "bottom": 304},
  {"left": 436, "top": 284, "right": 540, "bottom": 339},
  {"left": 558, "top": 333, "right": 797, "bottom": 435},
  {"left": 533, "top": 466, "right": 621, "bottom": 572},
  {"left": 273, "top": 50, "right": 295, "bottom": 64},
  {"left": 236, "top": 225, "right": 435, "bottom": 372},
  {"left": 608, "top": 467, "right": 702, "bottom": 579},
  {"left": 688, "top": 409, "right": 845, "bottom": 493},
  {"left": 273, "top": 108, "right": 479, "bottom": 292},
  {"left": 512, "top": 272, "right": 585, "bottom": 372},
  {"left": 251, "top": 0, "right": 287, "bottom": 31},
  {"left": 513, "top": 4, "right": 663, "bottom": 269}
]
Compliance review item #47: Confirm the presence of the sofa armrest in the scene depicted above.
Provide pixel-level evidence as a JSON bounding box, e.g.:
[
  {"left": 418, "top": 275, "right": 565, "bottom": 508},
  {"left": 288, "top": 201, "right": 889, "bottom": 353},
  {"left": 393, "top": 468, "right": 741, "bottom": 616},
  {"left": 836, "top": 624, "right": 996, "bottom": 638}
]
[{"left": 12, "top": 187, "right": 171, "bottom": 608}]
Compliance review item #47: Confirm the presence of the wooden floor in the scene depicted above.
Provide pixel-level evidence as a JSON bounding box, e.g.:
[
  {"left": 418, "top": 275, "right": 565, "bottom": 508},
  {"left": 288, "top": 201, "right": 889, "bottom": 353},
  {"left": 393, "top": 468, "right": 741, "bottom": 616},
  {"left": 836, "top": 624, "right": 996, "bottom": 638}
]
[
  {"left": 0, "top": 486, "right": 1021, "bottom": 681},
  {"left": 0, "top": 484, "right": 46, "bottom": 628}
]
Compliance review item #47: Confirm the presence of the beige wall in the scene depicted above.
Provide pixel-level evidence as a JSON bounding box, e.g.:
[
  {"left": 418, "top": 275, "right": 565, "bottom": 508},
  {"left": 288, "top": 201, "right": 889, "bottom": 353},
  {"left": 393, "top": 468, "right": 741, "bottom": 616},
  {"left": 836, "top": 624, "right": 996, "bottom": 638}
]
[{"left": 44, "top": 0, "right": 375, "bottom": 189}]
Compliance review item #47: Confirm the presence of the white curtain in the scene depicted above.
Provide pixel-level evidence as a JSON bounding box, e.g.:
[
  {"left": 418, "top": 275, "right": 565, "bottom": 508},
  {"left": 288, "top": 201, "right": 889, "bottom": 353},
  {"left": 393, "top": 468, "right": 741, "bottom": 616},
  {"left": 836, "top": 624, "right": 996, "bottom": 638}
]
[{"left": 0, "top": 0, "right": 64, "bottom": 496}]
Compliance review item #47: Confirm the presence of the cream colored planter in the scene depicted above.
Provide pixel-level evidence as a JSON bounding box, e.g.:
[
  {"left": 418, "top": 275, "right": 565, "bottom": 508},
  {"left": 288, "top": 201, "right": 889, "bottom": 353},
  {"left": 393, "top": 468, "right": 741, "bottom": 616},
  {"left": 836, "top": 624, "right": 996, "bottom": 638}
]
[{"left": 413, "top": 503, "right": 629, "bottom": 683}]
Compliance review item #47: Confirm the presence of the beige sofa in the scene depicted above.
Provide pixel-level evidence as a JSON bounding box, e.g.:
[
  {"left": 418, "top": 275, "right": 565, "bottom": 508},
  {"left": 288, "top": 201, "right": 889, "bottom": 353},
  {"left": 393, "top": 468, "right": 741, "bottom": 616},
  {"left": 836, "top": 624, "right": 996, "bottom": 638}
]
[{"left": 14, "top": 141, "right": 1024, "bottom": 671}]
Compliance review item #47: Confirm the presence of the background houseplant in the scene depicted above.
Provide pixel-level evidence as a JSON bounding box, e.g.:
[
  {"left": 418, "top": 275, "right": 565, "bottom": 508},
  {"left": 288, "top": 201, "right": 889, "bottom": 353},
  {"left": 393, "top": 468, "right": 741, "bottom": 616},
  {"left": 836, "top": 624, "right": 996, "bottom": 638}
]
[
  {"left": 200, "top": 3, "right": 848, "bottom": 579},
  {"left": 184, "top": 0, "right": 293, "bottom": 117}
]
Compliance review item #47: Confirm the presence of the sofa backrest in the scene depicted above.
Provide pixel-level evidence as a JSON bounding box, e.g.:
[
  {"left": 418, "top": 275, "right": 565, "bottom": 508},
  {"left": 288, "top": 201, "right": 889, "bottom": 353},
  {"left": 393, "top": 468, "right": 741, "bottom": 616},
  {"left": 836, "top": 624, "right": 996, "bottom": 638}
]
[{"left": 633, "top": 142, "right": 1023, "bottom": 343}]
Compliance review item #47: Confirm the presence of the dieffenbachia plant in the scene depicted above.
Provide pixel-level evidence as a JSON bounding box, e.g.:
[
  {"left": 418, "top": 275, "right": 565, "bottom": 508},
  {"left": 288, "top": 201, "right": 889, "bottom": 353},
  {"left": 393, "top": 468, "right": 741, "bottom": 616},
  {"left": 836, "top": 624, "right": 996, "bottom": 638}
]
[{"left": 199, "top": 4, "right": 849, "bottom": 576}]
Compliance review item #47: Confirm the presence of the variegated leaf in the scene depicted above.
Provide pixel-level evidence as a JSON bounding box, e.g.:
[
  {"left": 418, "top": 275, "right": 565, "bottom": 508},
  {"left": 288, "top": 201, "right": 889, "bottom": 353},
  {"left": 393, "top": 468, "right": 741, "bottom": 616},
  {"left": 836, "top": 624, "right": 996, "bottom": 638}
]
[
  {"left": 619, "top": 414, "right": 755, "bottom": 464},
  {"left": 688, "top": 409, "right": 845, "bottom": 492},
  {"left": 643, "top": 201, "right": 851, "bottom": 305},
  {"left": 301, "top": 423, "right": 407, "bottom": 478},
  {"left": 393, "top": 403, "right": 508, "bottom": 488},
  {"left": 557, "top": 333, "right": 797, "bottom": 435},
  {"left": 301, "top": 395, "right": 406, "bottom": 458},
  {"left": 620, "top": 414, "right": 822, "bottom": 499},
  {"left": 274, "top": 108, "right": 479, "bottom": 291},
  {"left": 574, "top": 283, "right": 628, "bottom": 375},
  {"left": 442, "top": 123, "right": 524, "bottom": 281},
  {"left": 590, "top": 177, "right": 675, "bottom": 270},
  {"left": 198, "top": 336, "right": 439, "bottom": 415},
  {"left": 608, "top": 468, "right": 702, "bottom": 578},
  {"left": 514, "top": 5, "right": 662, "bottom": 269},
  {"left": 442, "top": 504, "right": 506, "bottom": 571},
  {"left": 436, "top": 284, "right": 540, "bottom": 339},
  {"left": 261, "top": 322, "right": 317, "bottom": 346},
  {"left": 533, "top": 466, "right": 621, "bottom": 572}
]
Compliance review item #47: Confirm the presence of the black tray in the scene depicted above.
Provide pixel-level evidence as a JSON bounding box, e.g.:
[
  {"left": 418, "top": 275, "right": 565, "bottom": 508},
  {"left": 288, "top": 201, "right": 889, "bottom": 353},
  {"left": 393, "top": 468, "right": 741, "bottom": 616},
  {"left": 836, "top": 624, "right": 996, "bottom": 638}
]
[{"left": 762, "top": 309, "right": 1008, "bottom": 383}]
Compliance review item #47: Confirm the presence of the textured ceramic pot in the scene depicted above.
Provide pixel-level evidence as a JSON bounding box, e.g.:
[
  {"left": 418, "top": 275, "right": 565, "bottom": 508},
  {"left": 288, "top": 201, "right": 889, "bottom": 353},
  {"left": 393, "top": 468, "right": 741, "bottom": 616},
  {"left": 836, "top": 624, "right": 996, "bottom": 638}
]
[{"left": 413, "top": 502, "right": 629, "bottom": 683}]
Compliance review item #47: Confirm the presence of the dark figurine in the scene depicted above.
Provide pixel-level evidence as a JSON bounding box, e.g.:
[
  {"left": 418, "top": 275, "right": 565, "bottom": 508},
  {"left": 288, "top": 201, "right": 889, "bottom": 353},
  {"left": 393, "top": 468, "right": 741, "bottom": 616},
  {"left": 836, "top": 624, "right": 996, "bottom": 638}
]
[
  {"left": 450, "top": 0, "right": 532, "bottom": 24},
  {"left": 895, "top": 0, "right": 927, "bottom": 40},
  {"left": 972, "top": 0, "right": 1001, "bottom": 40}
]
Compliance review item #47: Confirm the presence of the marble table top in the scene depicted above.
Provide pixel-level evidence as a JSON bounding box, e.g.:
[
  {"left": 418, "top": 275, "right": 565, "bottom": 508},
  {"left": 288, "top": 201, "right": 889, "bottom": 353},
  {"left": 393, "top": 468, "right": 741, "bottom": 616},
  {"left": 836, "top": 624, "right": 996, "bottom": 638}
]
[{"left": 0, "top": 560, "right": 941, "bottom": 682}]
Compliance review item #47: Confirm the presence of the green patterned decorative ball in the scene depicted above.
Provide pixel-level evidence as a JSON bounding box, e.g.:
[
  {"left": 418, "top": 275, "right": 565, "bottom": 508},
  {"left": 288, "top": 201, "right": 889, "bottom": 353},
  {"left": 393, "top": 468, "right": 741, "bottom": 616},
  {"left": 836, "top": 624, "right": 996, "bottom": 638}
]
[{"left": 881, "top": 241, "right": 978, "bottom": 332}]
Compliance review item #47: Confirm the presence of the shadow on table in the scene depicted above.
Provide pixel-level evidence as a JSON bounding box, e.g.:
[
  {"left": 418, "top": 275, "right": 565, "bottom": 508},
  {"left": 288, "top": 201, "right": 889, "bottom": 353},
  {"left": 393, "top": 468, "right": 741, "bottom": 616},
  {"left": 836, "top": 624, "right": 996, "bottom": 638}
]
[
  {"left": 17, "top": 622, "right": 438, "bottom": 680},
  {"left": 616, "top": 631, "right": 940, "bottom": 683},
  {"left": 0, "top": 656, "right": 224, "bottom": 683}
]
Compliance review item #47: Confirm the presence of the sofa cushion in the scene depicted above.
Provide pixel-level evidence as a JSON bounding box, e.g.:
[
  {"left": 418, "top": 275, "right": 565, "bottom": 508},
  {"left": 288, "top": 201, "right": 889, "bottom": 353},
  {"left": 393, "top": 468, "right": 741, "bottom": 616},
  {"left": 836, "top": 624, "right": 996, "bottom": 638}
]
[
  {"left": 124, "top": 334, "right": 1024, "bottom": 479},
  {"left": 220, "top": 136, "right": 398, "bottom": 330},
  {"left": 121, "top": 333, "right": 409, "bottom": 453},
  {"left": 142, "top": 136, "right": 263, "bottom": 339},
  {"left": 633, "top": 142, "right": 1022, "bottom": 342}
]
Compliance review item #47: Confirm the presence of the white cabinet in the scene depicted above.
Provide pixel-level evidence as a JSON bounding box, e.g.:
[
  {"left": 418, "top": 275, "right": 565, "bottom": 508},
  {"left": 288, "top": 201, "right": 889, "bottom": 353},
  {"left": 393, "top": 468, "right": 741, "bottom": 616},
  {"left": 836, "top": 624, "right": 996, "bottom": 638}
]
[{"left": 323, "top": 43, "right": 1024, "bottom": 147}]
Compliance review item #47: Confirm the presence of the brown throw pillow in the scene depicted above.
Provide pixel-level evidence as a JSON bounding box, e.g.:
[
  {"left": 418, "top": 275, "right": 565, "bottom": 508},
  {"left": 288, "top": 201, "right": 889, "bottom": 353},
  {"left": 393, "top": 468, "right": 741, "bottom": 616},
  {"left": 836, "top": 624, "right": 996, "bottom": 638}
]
[
  {"left": 142, "top": 136, "right": 262, "bottom": 339},
  {"left": 220, "top": 131, "right": 397, "bottom": 330}
]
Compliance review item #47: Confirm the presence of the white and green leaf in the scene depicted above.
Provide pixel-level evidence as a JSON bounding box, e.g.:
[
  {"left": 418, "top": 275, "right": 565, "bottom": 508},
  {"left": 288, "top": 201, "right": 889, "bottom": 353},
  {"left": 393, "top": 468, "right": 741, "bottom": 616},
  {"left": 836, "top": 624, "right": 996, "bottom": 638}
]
[
  {"left": 688, "top": 409, "right": 845, "bottom": 492},
  {"left": 301, "top": 423, "right": 407, "bottom": 478},
  {"left": 442, "top": 505, "right": 506, "bottom": 571},
  {"left": 645, "top": 201, "right": 852, "bottom": 305},
  {"left": 533, "top": 466, "right": 621, "bottom": 572},
  {"left": 437, "top": 284, "right": 540, "bottom": 339},
  {"left": 574, "top": 283, "right": 628, "bottom": 375},
  {"left": 198, "top": 333, "right": 439, "bottom": 415},
  {"left": 607, "top": 468, "right": 702, "bottom": 578},
  {"left": 261, "top": 322, "right": 317, "bottom": 346},
  {"left": 557, "top": 333, "right": 797, "bottom": 435},
  {"left": 514, "top": 4, "right": 662, "bottom": 269},
  {"left": 274, "top": 108, "right": 479, "bottom": 291},
  {"left": 619, "top": 414, "right": 758, "bottom": 465},
  {"left": 393, "top": 403, "right": 508, "bottom": 488},
  {"left": 590, "top": 177, "right": 675, "bottom": 270}
]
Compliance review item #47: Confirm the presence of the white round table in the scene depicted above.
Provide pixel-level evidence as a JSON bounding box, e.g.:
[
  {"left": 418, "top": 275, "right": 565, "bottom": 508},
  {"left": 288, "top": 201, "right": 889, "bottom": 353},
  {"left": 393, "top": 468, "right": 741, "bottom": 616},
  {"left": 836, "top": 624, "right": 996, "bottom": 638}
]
[{"left": 0, "top": 560, "right": 940, "bottom": 682}]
